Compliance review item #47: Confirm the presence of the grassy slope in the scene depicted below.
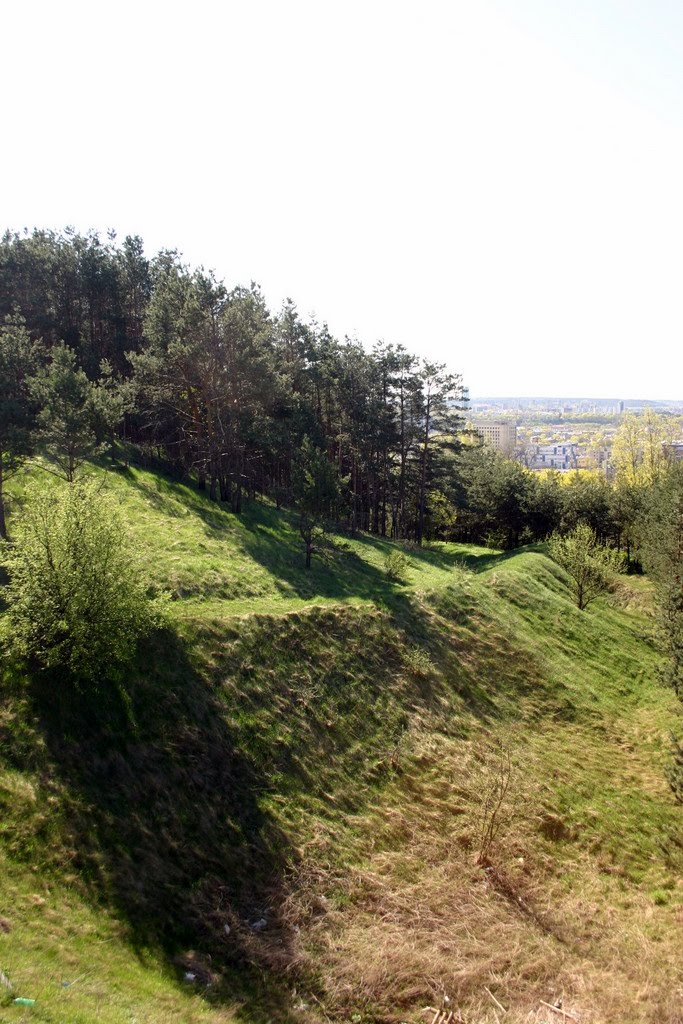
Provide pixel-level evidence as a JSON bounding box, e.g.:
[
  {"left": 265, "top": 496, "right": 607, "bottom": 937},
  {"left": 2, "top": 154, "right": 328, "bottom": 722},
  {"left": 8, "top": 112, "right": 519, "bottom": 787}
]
[{"left": 1, "top": 464, "right": 681, "bottom": 1024}]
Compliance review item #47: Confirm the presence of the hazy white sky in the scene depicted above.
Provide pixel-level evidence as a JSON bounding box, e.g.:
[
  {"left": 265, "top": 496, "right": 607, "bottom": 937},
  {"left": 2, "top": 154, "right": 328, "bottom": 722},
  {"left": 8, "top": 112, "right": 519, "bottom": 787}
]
[{"left": 2, "top": 0, "right": 683, "bottom": 399}]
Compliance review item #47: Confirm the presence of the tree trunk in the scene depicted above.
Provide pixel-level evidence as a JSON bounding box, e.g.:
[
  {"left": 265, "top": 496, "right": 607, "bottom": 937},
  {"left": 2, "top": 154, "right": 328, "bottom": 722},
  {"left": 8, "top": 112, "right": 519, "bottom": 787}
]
[
  {"left": 417, "top": 396, "right": 431, "bottom": 545},
  {"left": 0, "top": 460, "right": 6, "bottom": 540}
]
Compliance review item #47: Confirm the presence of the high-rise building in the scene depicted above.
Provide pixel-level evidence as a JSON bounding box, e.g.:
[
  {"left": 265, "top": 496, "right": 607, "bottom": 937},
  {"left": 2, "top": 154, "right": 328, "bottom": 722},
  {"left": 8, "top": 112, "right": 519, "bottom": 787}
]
[{"left": 472, "top": 421, "right": 517, "bottom": 455}]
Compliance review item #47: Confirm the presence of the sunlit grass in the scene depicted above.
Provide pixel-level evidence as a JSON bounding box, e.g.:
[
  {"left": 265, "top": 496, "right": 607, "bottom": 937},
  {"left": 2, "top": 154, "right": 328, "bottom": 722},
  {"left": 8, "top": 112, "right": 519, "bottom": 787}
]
[{"left": 1, "top": 459, "right": 681, "bottom": 1024}]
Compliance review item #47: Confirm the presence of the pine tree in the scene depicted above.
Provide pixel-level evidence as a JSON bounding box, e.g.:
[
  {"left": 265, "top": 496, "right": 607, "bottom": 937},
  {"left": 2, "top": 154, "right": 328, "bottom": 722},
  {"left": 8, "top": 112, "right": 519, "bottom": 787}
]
[{"left": 0, "top": 314, "right": 42, "bottom": 537}]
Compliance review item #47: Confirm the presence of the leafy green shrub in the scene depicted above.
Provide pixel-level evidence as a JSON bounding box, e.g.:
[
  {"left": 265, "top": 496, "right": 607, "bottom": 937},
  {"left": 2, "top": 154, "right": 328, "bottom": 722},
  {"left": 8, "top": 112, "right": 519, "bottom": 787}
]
[
  {"left": 549, "top": 523, "right": 623, "bottom": 610},
  {"left": 1, "top": 481, "right": 164, "bottom": 685},
  {"left": 384, "top": 549, "right": 410, "bottom": 583},
  {"left": 484, "top": 530, "right": 507, "bottom": 551}
]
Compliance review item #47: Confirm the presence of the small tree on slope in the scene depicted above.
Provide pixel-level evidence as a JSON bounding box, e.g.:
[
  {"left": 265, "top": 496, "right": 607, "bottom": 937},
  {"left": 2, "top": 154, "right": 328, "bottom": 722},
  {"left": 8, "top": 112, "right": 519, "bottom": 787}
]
[
  {"left": 30, "top": 344, "right": 123, "bottom": 482},
  {"left": 1, "top": 481, "right": 163, "bottom": 686},
  {"left": 292, "top": 437, "right": 339, "bottom": 569},
  {"left": 549, "top": 523, "right": 622, "bottom": 610},
  {"left": 0, "top": 314, "right": 42, "bottom": 538}
]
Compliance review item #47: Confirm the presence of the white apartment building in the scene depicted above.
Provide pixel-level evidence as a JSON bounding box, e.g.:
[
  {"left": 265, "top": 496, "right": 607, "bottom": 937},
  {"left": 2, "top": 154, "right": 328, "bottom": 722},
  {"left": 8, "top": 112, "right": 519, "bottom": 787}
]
[{"left": 528, "top": 443, "right": 577, "bottom": 471}]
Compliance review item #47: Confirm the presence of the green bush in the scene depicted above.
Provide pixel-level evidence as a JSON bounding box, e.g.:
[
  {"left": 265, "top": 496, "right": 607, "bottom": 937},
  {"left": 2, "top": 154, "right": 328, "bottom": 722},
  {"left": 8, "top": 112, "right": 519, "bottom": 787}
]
[
  {"left": 549, "top": 523, "right": 622, "bottom": 610},
  {"left": 404, "top": 645, "right": 433, "bottom": 677},
  {"left": 1, "top": 481, "right": 164, "bottom": 685},
  {"left": 384, "top": 548, "right": 410, "bottom": 583}
]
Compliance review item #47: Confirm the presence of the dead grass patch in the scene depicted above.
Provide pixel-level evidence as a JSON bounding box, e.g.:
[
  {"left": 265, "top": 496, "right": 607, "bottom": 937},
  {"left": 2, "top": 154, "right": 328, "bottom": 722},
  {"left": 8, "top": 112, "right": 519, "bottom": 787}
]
[{"left": 264, "top": 731, "right": 682, "bottom": 1024}]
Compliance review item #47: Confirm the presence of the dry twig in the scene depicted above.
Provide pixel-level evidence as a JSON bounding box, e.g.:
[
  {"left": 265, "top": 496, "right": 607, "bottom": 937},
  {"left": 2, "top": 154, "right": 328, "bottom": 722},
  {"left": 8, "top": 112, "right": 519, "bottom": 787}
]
[
  {"left": 484, "top": 986, "right": 507, "bottom": 1013},
  {"left": 539, "top": 1000, "right": 578, "bottom": 1021}
]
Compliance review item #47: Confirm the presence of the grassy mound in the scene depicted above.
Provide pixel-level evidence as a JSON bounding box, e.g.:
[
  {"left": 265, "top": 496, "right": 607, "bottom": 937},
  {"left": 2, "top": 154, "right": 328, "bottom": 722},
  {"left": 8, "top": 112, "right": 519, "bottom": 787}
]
[{"left": 1, "top": 465, "right": 681, "bottom": 1023}]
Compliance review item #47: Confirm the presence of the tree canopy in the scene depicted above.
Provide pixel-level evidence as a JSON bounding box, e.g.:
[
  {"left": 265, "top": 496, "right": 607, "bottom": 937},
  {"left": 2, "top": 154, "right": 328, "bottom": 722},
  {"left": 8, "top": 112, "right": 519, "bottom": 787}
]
[{"left": 2, "top": 228, "right": 470, "bottom": 543}]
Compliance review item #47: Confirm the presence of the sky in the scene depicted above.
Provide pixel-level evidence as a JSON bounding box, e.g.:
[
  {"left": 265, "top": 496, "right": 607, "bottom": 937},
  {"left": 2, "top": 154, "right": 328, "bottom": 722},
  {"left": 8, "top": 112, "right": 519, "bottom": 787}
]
[{"left": 2, "top": 0, "right": 683, "bottom": 399}]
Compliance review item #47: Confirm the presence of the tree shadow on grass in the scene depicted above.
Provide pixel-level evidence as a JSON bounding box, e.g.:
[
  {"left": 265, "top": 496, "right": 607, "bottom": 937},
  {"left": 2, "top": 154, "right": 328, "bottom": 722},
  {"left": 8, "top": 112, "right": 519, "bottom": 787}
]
[
  {"left": 99, "top": 467, "right": 555, "bottom": 730},
  {"left": 8, "top": 559, "right": 574, "bottom": 1023},
  {"left": 26, "top": 627, "right": 306, "bottom": 1022},
  {"left": 110, "top": 461, "right": 520, "bottom": 613},
  {"left": 113, "top": 459, "right": 512, "bottom": 583},
  {"left": 108, "top": 462, "right": 236, "bottom": 535},
  {"left": 236, "top": 518, "right": 402, "bottom": 606},
  {"left": 236, "top": 518, "right": 519, "bottom": 608},
  {"left": 450, "top": 546, "right": 519, "bottom": 573}
]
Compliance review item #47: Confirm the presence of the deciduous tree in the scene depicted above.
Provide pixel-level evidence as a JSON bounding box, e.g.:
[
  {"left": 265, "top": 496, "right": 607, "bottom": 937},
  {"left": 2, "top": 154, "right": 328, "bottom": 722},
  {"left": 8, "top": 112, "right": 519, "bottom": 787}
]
[
  {"left": 1, "top": 481, "right": 162, "bottom": 685},
  {"left": 549, "top": 523, "right": 621, "bottom": 610}
]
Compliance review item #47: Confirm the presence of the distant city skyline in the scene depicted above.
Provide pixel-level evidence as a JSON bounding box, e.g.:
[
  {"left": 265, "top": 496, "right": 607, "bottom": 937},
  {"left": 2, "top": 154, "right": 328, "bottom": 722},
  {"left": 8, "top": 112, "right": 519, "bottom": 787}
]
[
  {"left": 471, "top": 395, "right": 683, "bottom": 405},
  {"left": 3, "top": 1, "right": 683, "bottom": 399}
]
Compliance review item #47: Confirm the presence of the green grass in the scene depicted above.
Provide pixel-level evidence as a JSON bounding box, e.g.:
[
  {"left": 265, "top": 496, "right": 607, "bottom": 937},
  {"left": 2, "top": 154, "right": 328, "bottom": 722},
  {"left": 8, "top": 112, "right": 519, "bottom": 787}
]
[
  {"left": 0, "top": 856, "right": 236, "bottom": 1023},
  {"left": 1, "top": 461, "right": 681, "bottom": 1023}
]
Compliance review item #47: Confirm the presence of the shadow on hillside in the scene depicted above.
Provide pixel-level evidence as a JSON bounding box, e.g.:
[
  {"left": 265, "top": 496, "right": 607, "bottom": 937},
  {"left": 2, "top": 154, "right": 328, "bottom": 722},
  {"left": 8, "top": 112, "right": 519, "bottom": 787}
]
[
  {"left": 28, "top": 628, "right": 305, "bottom": 1021},
  {"left": 452, "top": 547, "right": 519, "bottom": 573},
  {"left": 116, "top": 462, "right": 516, "bottom": 604},
  {"left": 239, "top": 519, "right": 401, "bottom": 605},
  {"left": 236, "top": 520, "right": 511, "bottom": 605},
  {"left": 113, "top": 464, "right": 236, "bottom": 536},
  {"left": 101, "top": 465, "right": 547, "bottom": 724}
]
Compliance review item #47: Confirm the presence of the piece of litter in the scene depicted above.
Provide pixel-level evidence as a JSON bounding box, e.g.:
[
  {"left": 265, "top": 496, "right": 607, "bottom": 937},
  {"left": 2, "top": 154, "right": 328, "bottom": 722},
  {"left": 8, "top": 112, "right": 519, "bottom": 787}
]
[
  {"left": 223, "top": 924, "right": 231, "bottom": 936},
  {"left": 0, "top": 969, "right": 13, "bottom": 991},
  {"left": 14, "top": 997, "right": 36, "bottom": 1006},
  {"left": 60, "top": 971, "right": 89, "bottom": 990},
  {"left": 184, "top": 972, "right": 196, "bottom": 982},
  {"left": 251, "top": 918, "right": 267, "bottom": 931}
]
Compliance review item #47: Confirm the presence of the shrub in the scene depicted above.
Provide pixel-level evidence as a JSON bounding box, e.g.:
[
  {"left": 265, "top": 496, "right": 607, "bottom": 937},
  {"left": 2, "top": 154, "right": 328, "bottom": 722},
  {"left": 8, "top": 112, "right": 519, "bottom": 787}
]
[
  {"left": 475, "top": 739, "right": 515, "bottom": 865},
  {"left": 484, "top": 530, "right": 508, "bottom": 551},
  {"left": 1, "top": 481, "right": 163, "bottom": 686},
  {"left": 549, "top": 523, "right": 622, "bottom": 610},
  {"left": 384, "top": 549, "right": 410, "bottom": 583},
  {"left": 404, "top": 645, "right": 433, "bottom": 677}
]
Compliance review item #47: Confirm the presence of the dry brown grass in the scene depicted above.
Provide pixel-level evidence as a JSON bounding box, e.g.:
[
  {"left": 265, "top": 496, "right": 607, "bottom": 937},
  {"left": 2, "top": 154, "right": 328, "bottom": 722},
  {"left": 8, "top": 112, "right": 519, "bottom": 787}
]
[{"left": 255, "top": 730, "right": 683, "bottom": 1024}]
